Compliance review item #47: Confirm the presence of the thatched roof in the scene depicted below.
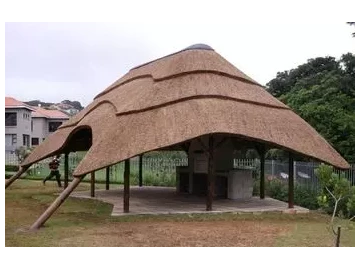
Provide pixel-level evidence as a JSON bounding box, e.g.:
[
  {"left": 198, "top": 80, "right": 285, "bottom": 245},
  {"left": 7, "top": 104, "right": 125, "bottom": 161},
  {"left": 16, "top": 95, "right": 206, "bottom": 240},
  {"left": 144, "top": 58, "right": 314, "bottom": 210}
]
[{"left": 22, "top": 44, "right": 350, "bottom": 174}]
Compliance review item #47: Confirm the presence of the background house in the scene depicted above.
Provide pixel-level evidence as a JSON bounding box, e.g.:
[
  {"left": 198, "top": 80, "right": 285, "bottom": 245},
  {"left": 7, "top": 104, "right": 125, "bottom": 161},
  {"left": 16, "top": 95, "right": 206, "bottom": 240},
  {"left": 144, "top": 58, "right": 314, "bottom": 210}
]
[
  {"left": 5, "top": 97, "right": 70, "bottom": 154},
  {"left": 31, "top": 106, "right": 70, "bottom": 146},
  {"left": 5, "top": 97, "right": 34, "bottom": 152}
]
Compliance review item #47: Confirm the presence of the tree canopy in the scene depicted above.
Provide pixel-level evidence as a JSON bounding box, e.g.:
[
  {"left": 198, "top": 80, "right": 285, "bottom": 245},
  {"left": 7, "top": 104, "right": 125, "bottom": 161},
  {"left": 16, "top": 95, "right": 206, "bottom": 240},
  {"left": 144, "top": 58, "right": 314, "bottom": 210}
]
[{"left": 266, "top": 53, "right": 355, "bottom": 162}]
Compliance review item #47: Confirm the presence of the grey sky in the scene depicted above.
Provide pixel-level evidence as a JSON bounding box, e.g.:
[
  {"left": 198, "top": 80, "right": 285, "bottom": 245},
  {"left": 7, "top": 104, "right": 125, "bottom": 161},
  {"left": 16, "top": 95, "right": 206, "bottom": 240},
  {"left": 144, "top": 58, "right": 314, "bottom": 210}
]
[{"left": 5, "top": 22, "right": 355, "bottom": 107}]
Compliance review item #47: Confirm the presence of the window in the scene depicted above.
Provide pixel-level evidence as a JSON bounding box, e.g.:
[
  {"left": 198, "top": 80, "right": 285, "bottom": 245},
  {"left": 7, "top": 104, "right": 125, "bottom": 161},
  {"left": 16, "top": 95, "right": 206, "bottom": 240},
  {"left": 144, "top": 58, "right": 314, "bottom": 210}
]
[
  {"left": 5, "top": 113, "right": 17, "bottom": 126},
  {"left": 6, "top": 134, "right": 17, "bottom": 146},
  {"left": 31, "top": 120, "right": 33, "bottom": 132},
  {"left": 31, "top": 137, "right": 39, "bottom": 146},
  {"left": 23, "top": 134, "right": 30, "bottom": 147},
  {"left": 11, "top": 134, "right": 17, "bottom": 145},
  {"left": 48, "top": 122, "right": 62, "bottom": 132}
]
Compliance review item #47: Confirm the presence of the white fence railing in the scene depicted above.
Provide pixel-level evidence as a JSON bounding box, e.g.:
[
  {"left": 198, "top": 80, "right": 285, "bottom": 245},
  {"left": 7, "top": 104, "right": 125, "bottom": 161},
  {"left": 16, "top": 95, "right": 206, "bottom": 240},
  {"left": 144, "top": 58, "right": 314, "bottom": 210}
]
[{"left": 5, "top": 153, "right": 354, "bottom": 189}]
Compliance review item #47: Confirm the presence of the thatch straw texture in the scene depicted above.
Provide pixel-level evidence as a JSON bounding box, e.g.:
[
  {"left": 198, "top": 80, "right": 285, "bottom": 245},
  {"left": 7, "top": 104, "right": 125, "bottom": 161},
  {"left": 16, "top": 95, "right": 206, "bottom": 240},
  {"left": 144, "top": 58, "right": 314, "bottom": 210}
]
[{"left": 21, "top": 46, "right": 350, "bottom": 173}]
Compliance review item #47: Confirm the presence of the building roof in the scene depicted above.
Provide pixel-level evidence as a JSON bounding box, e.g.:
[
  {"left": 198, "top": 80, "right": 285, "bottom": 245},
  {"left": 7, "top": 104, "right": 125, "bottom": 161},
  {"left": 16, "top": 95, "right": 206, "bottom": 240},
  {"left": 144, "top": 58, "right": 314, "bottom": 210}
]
[
  {"left": 5, "top": 97, "right": 34, "bottom": 111},
  {"left": 21, "top": 44, "right": 350, "bottom": 174},
  {"left": 31, "top": 106, "right": 70, "bottom": 119}
]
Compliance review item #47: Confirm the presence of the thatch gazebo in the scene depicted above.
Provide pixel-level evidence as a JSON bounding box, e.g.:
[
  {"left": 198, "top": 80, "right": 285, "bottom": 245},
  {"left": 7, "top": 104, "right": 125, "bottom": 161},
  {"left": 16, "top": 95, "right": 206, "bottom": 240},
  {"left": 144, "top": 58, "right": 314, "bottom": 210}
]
[{"left": 6, "top": 44, "right": 349, "bottom": 230}]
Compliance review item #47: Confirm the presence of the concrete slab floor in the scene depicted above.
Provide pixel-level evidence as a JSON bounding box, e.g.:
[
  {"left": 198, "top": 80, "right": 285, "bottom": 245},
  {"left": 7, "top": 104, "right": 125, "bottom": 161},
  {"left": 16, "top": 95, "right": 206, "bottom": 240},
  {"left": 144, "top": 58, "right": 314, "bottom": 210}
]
[{"left": 71, "top": 186, "right": 309, "bottom": 216}]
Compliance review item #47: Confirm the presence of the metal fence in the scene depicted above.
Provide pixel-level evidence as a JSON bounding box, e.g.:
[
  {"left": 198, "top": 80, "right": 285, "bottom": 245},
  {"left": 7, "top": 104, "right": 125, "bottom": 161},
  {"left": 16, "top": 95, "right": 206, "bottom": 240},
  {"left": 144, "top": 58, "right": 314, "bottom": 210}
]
[
  {"left": 5, "top": 153, "right": 354, "bottom": 190},
  {"left": 234, "top": 158, "right": 355, "bottom": 191}
]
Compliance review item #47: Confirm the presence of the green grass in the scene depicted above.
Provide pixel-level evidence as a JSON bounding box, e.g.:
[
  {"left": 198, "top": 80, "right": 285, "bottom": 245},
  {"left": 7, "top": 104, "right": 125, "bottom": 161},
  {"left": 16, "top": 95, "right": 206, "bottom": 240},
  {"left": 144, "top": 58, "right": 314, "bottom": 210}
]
[
  {"left": 8, "top": 163, "right": 177, "bottom": 187},
  {"left": 5, "top": 180, "right": 355, "bottom": 247}
]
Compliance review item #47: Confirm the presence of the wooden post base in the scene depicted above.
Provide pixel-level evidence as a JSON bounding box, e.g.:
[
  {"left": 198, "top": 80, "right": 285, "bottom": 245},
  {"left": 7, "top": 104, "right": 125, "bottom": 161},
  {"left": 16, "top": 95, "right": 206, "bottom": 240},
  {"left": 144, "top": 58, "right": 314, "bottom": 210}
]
[
  {"left": 30, "top": 176, "right": 83, "bottom": 230},
  {"left": 5, "top": 166, "right": 29, "bottom": 189}
]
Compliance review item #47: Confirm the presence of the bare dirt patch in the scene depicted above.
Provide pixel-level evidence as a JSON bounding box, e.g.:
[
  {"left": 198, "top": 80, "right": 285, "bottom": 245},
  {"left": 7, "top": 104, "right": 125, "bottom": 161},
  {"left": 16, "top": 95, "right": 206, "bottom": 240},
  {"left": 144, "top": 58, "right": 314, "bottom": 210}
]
[{"left": 57, "top": 220, "right": 291, "bottom": 247}]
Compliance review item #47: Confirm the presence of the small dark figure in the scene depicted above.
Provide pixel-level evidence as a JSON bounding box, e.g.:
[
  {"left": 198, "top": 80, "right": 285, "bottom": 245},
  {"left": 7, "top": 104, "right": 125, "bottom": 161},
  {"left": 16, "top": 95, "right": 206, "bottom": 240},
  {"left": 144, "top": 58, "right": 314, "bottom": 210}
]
[{"left": 43, "top": 155, "right": 62, "bottom": 187}]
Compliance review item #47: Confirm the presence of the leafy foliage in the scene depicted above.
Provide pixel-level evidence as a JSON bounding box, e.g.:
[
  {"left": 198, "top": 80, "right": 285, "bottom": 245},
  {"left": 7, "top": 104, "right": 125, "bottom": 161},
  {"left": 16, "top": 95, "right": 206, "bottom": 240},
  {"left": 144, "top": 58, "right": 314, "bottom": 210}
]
[
  {"left": 315, "top": 164, "right": 353, "bottom": 219},
  {"left": 253, "top": 178, "right": 320, "bottom": 210},
  {"left": 5, "top": 165, "right": 19, "bottom": 172},
  {"left": 14, "top": 146, "right": 34, "bottom": 163},
  {"left": 25, "top": 99, "right": 84, "bottom": 110},
  {"left": 266, "top": 53, "right": 355, "bottom": 162},
  {"left": 346, "top": 186, "right": 355, "bottom": 219}
]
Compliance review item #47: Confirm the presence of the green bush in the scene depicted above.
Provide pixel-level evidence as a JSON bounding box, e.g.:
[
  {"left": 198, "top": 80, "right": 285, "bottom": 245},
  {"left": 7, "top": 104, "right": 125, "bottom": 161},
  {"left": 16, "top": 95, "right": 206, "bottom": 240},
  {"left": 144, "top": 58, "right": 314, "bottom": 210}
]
[
  {"left": 256, "top": 178, "right": 320, "bottom": 210},
  {"left": 346, "top": 186, "right": 355, "bottom": 219},
  {"left": 266, "top": 179, "right": 288, "bottom": 202},
  {"left": 5, "top": 173, "right": 14, "bottom": 179},
  {"left": 315, "top": 164, "right": 354, "bottom": 219},
  {"left": 252, "top": 179, "right": 260, "bottom": 196},
  {"left": 143, "top": 171, "right": 176, "bottom": 187},
  {"left": 294, "top": 185, "right": 319, "bottom": 210},
  {"left": 5, "top": 165, "right": 19, "bottom": 172}
]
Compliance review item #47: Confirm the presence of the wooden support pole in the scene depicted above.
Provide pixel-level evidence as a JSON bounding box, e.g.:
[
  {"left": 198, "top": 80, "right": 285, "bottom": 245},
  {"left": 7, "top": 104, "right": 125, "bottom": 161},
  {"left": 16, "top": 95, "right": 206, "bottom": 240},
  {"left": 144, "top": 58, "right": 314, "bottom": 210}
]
[
  {"left": 105, "top": 167, "right": 110, "bottom": 190},
  {"left": 139, "top": 155, "right": 143, "bottom": 187},
  {"left": 64, "top": 153, "right": 69, "bottom": 189},
  {"left": 206, "top": 135, "right": 215, "bottom": 211},
  {"left": 30, "top": 176, "right": 83, "bottom": 230},
  {"left": 5, "top": 166, "right": 29, "bottom": 189},
  {"left": 288, "top": 153, "right": 294, "bottom": 208},
  {"left": 124, "top": 159, "right": 130, "bottom": 213},
  {"left": 336, "top": 226, "right": 341, "bottom": 247},
  {"left": 90, "top": 171, "right": 95, "bottom": 197},
  {"left": 260, "top": 147, "right": 265, "bottom": 199}
]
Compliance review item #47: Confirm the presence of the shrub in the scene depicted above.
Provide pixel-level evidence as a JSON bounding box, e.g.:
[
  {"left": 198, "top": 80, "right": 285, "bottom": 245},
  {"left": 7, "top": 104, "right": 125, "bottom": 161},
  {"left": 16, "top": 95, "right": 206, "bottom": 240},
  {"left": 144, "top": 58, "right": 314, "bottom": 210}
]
[
  {"left": 315, "top": 164, "right": 353, "bottom": 219},
  {"left": 14, "top": 146, "right": 34, "bottom": 163},
  {"left": 266, "top": 179, "right": 288, "bottom": 202},
  {"left": 5, "top": 165, "right": 19, "bottom": 172},
  {"left": 255, "top": 178, "right": 320, "bottom": 210},
  {"left": 294, "top": 185, "right": 319, "bottom": 210},
  {"left": 346, "top": 186, "right": 355, "bottom": 219},
  {"left": 252, "top": 179, "right": 260, "bottom": 196},
  {"left": 5, "top": 173, "right": 14, "bottom": 179}
]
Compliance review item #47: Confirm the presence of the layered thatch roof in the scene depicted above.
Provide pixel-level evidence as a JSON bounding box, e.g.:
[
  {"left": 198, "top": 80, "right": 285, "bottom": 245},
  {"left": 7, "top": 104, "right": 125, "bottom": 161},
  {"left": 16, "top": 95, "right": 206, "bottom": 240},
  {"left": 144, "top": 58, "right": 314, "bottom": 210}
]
[{"left": 22, "top": 44, "right": 350, "bottom": 174}]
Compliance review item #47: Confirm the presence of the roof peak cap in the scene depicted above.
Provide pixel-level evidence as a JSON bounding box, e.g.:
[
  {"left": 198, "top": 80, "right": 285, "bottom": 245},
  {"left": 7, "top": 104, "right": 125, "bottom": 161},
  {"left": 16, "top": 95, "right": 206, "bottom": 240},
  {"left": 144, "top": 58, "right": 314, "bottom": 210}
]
[{"left": 182, "top": 44, "right": 214, "bottom": 51}]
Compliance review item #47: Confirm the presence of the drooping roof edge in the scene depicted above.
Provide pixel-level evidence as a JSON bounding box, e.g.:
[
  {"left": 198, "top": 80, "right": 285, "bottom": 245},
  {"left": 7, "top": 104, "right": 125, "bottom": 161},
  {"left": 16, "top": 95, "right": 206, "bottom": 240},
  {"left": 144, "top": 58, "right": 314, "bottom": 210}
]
[{"left": 18, "top": 44, "right": 345, "bottom": 174}]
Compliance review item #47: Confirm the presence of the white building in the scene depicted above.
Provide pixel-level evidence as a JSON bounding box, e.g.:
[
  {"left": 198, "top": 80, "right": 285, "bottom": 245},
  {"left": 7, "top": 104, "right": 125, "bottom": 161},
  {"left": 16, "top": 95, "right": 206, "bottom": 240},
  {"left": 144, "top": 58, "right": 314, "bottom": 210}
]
[
  {"left": 5, "top": 97, "right": 70, "bottom": 153},
  {"left": 5, "top": 97, "right": 34, "bottom": 152},
  {"left": 31, "top": 106, "right": 70, "bottom": 146}
]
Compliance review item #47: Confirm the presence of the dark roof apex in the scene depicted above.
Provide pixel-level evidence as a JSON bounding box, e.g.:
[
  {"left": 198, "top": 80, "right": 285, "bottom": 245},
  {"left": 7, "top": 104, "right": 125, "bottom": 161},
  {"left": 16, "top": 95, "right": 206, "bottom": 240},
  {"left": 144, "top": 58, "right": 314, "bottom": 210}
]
[{"left": 183, "top": 44, "right": 214, "bottom": 51}]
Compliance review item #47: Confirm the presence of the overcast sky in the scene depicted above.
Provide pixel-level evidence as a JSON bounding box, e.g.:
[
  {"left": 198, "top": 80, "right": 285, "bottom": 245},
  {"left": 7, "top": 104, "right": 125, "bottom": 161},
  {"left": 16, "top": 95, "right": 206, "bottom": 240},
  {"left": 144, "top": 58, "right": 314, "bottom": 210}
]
[{"left": 5, "top": 22, "right": 355, "bottom": 107}]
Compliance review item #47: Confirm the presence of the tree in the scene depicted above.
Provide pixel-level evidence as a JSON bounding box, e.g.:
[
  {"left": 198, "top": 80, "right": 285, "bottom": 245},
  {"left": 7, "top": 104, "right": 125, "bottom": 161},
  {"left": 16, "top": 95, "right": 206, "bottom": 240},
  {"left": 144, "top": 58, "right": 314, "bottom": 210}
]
[
  {"left": 15, "top": 146, "right": 33, "bottom": 163},
  {"left": 266, "top": 53, "right": 355, "bottom": 162},
  {"left": 266, "top": 56, "right": 339, "bottom": 98},
  {"left": 315, "top": 164, "right": 353, "bottom": 246}
]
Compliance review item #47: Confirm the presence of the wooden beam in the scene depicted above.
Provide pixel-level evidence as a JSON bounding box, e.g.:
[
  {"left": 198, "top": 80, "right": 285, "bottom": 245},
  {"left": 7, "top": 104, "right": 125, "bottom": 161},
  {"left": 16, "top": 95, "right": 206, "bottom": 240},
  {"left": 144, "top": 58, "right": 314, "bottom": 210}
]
[
  {"left": 124, "top": 159, "right": 130, "bottom": 213},
  {"left": 288, "top": 153, "right": 294, "bottom": 208},
  {"left": 30, "top": 176, "right": 84, "bottom": 230},
  {"left": 5, "top": 166, "right": 30, "bottom": 189},
  {"left": 206, "top": 135, "right": 215, "bottom": 211},
  {"left": 139, "top": 155, "right": 143, "bottom": 187},
  {"left": 90, "top": 171, "right": 95, "bottom": 197},
  {"left": 197, "top": 137, "right": 209, "bottom": 154},
  {"left": 214, "top": 137, "right": 227, "bottom": 151},
  {"left": 105, "top": 167, "right": 110, "bottom": 190},
  {"left": 259, "top": 146, "right": 265, "bottom": 199},
  {"left": 64, "top": 153, "right": 69, "bottom": 189},
  {"left": 180, "top": 142, "right": 191, "bottom": 154}
]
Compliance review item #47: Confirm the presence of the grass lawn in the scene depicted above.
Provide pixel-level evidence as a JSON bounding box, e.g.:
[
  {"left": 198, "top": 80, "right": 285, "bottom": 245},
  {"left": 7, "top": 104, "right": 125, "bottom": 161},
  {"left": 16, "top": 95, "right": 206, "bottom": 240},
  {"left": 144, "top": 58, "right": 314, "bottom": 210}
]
[{"left": 5, "top": 179, "right": 355, "bottom": 247}]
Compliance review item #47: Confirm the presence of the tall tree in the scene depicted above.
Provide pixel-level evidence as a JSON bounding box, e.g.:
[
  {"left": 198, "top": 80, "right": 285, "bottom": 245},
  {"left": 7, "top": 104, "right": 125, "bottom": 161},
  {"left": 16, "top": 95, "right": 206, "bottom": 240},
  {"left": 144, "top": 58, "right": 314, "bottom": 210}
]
[{"left": 266, "top": 54, "right": 355, "bottom": 162}]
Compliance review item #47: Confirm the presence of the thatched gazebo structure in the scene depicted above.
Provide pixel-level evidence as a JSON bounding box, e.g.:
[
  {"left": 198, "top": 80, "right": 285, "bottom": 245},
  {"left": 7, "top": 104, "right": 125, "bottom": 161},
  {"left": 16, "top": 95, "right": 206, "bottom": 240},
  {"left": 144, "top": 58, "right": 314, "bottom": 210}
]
[{"left": 6, "top": 44, "right": 349, "bottom": 230}]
